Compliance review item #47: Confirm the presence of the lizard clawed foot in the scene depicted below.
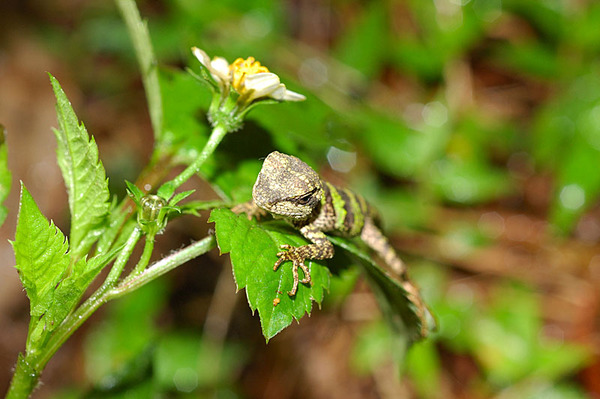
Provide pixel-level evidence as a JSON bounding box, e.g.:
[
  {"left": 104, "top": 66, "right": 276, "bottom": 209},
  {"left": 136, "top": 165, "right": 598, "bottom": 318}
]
[{"left": 274, "top": 244, "right": 312, "bottom": 296}]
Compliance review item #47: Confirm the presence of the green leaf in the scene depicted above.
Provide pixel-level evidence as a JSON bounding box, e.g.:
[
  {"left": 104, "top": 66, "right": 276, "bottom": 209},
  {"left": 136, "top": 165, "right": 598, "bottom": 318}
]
[
  {"left": 125, "top": 180, "right": 144, "bottom": 203},
  {"left": 492, "top": 41, "right": 560, "bottom": 79},
  {"left": 502, "top": 382, "right": 589, "bottom": 399},
  {"left": 391, "top": 2, "right": 483, "bottom": 82},
  {"left": 85, "top": 345, "right": 155, "bottom": 397},
  {"left": 13, "top": 184, "right": 121, "bottom": 355},
  {"left": 209, "top": 208, "right": 330, "bottom": 340},
  {"left": 532, "top": 71, "right": 600, "bottom": 232},
  {"left": 567, "top": 3, "right": 600, "bottom": 53},
  {"left": 46, "top": 244, "right": 123, "bottom": 330},
  {"left": 154, "top": 333, "right": 247, "bottom": 390},
  {"left": 84, "top": 280, "right": 166, "bottom": 386},
  {"left": 351, "top": 320, "right": 395, "bottom": 374},
  {"left": 0, "top": 124, "right": 11, "bottom": 226},
  {"left": 503, "top": 0, "right": 564, "bottom": 41},
  {"left": 334, "top": 1, "right": 390, "bottom": 78},
  {"left": 50, "top": 74, "right": 110, "bottom": 260},
  {"left": 209, "top": 208, "right": 432, "bottom": 344},
  {"left": 249, "top": 98, "right": 336, "bottom": 155},
  {"left": 429, "top": 158, "right": 513, "bottom": 204},
  {"left": 95, "top": 200, "right": 131, "bottom": 255},
  {"left": 180, "top": 199, "right": 228, "bottom": 216},
  {"left": 534, "top": 340, "right": 590, "bottom": 381},
  {"left": 455, "top": 283, "right": 590, "bottom": 385},
  {"left": 330, "top": 237, "right": 433, "bottom": 347},
  {"left": 405, "top": 340, "right": 442, "bottom": 399},
  {"left": 392, "top": 37, "right": 445, "bottom": 82},
  {"left": 14, "top": 184, "right": 70, "bottom": 317},
  {"left": 357, "top": 110, "right": 448, "bottom": 179},
  {"left": 13, "top": 184, "right": 70, "bottom": 350},
  {"left": 551, "top": 137, "right": 600, "bottom": 233},
  {"left": 168, "top": 189, "right": 194, "bottom": 206},
  {"left": 156, "top": 181, "right": 175, "bottom": 201},
  {"left": 83, "top": 379, "right": 157, "bottom": 399},
  {"left": 159, "top": 68, "right": 211, "bottom": 161},
  {"left": 203, "top": 157, "right": 263, "bottom": 202}
]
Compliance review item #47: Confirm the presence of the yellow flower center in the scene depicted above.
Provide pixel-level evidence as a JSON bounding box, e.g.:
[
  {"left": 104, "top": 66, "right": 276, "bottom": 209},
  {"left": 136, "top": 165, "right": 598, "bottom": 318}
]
[{"left": 230, "top": 57, "right": 270, "bottom": 92}]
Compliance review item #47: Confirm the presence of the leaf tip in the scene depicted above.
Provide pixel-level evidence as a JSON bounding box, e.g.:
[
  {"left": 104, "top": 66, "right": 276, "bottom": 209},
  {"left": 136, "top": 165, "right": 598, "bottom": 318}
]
[
  {"left": 19, "top": 181, "right": 32, "bottom": 203},
  {"left": 47, "top": 72, "right": 61, "bottom": 91}
]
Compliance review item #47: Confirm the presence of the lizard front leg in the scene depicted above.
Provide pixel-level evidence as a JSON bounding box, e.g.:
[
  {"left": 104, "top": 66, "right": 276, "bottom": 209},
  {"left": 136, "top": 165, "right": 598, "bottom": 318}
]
[
  {"left": 231, "top": 200, "right": 268, "bottom": 220},
  {"left": 274, "top": 225, "right": 334, "bottom": 296}
]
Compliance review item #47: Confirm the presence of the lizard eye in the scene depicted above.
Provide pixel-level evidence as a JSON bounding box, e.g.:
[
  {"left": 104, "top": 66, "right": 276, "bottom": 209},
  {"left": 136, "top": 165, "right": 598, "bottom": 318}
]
[
  {"left": 296, "top": 195, "right": 312, "bottom": 205},
  {"left": 295, "top": 188, "right": 317, "bottom": 205}
]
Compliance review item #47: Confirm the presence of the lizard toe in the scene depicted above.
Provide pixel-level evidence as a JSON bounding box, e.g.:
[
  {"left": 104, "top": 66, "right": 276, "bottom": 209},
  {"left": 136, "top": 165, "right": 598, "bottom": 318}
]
[
  {"left": 300, "top": 276, "right": 311, "bottom": 284},
  {"left": 299, "top": 262, "right": 311, "bottom": 284},
  {"left": 273, "top": 257, "right": 285, "bottom": 270}
]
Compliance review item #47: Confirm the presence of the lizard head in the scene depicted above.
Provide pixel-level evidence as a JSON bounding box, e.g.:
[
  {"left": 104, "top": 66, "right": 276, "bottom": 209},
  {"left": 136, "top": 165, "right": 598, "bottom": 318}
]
[{"left": 252, "top": 151, "right": 323, "bottom": 220}]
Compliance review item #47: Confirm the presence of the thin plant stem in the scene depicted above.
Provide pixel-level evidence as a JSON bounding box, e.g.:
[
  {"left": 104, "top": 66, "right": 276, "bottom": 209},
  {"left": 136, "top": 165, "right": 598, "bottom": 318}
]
[
  {"left": 115, "top": 0, "right": 162, "bottom": 138},
  {"left": 108, "top": 235, "right": 216, "bottom": 300},
  {"left": 168, "top": 123, "right": 229, "bottom": 191},
  {"left": 5, "top": 356, "right": 37, "bottom": 399},
  {"left": 93, "top": 114, "right": 229, "bottom": 262},
  {"left": 132, "top": 234, "right": 155, "bottom": 275}
]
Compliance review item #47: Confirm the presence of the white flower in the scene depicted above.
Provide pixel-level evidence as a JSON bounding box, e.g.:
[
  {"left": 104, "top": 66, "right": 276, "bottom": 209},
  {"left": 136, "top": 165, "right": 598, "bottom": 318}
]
[
  {"left": 193, "top": 48, "right": 305, "bottom": 103},
  {"left": 242, "top": 72, "right": 306, "bottom": 102},
  {"left": 191, "top": 47, "right": 306, "bottom": 129},
  {"left": 192, "top": 47, "right": 231, "bottom": 87}
]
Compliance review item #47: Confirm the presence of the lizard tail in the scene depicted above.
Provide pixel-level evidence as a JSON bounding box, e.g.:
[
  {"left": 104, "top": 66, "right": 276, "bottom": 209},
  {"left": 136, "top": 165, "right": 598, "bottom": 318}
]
[
  {"left": 360, "top": 218, "right": 407, "bottom": 277},
  {"left": 361, "top": 218, "right": 434, "bottom": 337}
]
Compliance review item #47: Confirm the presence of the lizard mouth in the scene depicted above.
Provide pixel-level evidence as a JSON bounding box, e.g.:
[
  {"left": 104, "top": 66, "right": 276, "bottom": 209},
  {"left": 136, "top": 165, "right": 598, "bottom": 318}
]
[{"left": 269, "top": 206, "right": 311, "bottom": 219}]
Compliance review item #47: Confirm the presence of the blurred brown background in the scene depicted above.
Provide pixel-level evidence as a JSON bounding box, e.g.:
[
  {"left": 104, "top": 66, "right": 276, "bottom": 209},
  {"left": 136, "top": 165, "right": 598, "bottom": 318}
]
[{"left": 2, "top": 0, "right": 600, "bottom": 398}]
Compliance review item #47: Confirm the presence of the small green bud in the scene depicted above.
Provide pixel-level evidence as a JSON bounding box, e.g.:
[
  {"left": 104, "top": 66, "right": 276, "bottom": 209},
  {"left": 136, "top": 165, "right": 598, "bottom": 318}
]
[{"left": 139, "top": 195, "right": 166, "bottom": 224}]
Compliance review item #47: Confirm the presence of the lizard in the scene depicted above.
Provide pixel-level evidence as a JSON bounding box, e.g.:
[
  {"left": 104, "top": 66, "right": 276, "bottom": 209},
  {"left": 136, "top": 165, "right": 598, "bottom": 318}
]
[{"left": 233, "top": 151, "right": 429, "bottom": 334}]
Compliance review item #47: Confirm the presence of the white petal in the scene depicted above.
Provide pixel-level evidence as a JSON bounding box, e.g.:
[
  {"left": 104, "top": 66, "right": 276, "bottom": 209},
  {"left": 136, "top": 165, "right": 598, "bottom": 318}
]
[
  {"left": 210, "top": 57, "right": 231, "bottom": 81},
  {"left": 269, "top": 85, "right": 288, "bottom": 100},
  {"left": 244, "top": 73, "right": 281, "bottom": 91},
  {"left": 244, "top": 74, "right": 306, "bottom": 102},
  {"left": 244, "top": 73, "right": 282, "bottom": 100},
  {"left": 281, "top": 89, "right": 306, "bottom": 102},
  {"left": 191, "top": 47, "right": 211, "bottom": 69}
]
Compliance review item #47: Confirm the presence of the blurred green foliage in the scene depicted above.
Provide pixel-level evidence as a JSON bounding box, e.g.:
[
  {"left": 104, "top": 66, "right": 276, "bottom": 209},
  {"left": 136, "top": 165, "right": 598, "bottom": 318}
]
[
  {"left": 31, "top": 0, "right": 600, "bottom": 396},
  {"left": 353, "top": 264, "right": 590, "bottom": 398}
]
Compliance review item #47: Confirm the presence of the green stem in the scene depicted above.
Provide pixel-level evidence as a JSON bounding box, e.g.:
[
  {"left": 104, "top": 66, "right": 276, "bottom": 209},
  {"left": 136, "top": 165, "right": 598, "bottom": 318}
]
[
  {"left": 115, "top": 0, "right": 162, "bottom": 138},
  {"left": 168, "top": 123, "right": 229, "bottom": 191},
  {"left": 132, "top": 234, "right": 155, "bottom": 275},
  {"left": 5, "top": 355, "right": 38, "bottom": 399},
  {"left": 108, "top": 235, "right": 216, "bottom": 300},
  {"left": 39, "top": 233, "right": 213, "bottom": 363}
]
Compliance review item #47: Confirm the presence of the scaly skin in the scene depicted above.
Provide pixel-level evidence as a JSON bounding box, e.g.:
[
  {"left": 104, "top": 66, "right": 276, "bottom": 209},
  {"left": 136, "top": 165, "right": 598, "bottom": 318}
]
[{"left": 233, "top": 151, "right": 429, "bottom": 336}]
